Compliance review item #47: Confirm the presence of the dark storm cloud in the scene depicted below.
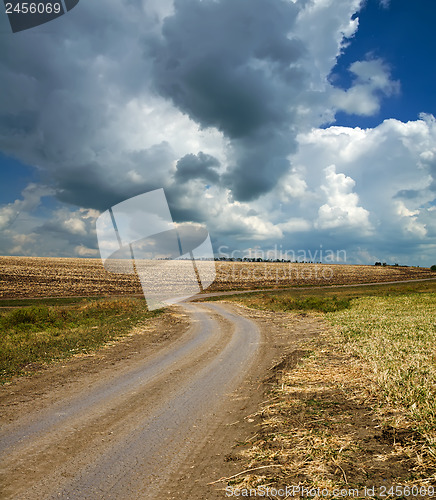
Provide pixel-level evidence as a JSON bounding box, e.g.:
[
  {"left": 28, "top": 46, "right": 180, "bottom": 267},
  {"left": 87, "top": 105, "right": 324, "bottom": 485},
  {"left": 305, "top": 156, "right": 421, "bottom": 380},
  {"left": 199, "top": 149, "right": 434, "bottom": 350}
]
[
  {"left": 51, "top": 142, "right": 177, "bottom": 211},
  {"left": 147, "top": 0, "right": 307, "bottom": 200},
  {"left": 394, "top": 189, "right": 422, "bottom": 200},
  {"left": 0, "top": 0, "right": 310, "bottom": 207},
  {"left": 52, "top": 162, "right": 129, "bottom": 210},
  {"left": 0, "top": 0, "right": 159, "bottom": 210},
  {"left": 174, "top": 152, "right": 220, "bottom": 184},
  {"left": 222, "top": 128, "right": 297, "bottom": 200}
]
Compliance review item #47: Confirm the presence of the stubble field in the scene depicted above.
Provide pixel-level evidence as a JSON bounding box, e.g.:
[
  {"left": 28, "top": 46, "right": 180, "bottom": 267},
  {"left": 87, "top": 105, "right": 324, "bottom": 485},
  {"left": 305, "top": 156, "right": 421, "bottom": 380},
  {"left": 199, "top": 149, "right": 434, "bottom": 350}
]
[{"left": 0, "top": 256, "right": 434, "bottom": 299}]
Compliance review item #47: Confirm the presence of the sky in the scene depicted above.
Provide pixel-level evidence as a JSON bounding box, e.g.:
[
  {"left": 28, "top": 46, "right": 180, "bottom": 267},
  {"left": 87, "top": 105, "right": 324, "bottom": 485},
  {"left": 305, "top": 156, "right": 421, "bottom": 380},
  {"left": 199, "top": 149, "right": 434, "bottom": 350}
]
[{"left": 0, "top": 0, "right": 435, "bottom": 266}]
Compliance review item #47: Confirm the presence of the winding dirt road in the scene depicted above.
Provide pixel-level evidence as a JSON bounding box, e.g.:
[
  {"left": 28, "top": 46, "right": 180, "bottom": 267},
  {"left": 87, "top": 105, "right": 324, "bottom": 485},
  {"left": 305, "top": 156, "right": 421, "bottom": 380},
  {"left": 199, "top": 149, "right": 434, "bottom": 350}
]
[{"left": 0, "top": 302, "right": 321, "bottom": 499}]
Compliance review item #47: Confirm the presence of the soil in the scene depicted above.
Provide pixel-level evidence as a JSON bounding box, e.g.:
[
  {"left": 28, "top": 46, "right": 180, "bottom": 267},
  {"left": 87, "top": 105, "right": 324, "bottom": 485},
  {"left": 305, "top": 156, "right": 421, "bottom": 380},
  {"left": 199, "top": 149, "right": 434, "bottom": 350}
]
[{"left": 0, "top": 302, "right": 322, "bottom": 499}]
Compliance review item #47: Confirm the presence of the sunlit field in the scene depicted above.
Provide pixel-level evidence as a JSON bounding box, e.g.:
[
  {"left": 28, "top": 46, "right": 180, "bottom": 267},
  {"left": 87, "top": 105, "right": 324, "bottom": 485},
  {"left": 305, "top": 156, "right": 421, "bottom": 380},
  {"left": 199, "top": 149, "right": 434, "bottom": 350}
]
[
  {"left": 222, "top": 282, "right": 436, "bottom": 490},
  {"left": 0, "top": 256, "right": 434, "bottom": 299},
  {"left": 328, "top": 293, "right": 436, "bottom": 453}
]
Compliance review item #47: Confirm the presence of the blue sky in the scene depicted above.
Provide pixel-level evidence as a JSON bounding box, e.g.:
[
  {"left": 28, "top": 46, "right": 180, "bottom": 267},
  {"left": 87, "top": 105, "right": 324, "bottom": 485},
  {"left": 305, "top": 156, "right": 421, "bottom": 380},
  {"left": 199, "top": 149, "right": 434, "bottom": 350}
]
[
  {"left": 0, "top": 153, "right": 37, "bottom": 203},
  {"left": 332, "top": 0, "right": 436, "bottom": 129},
  {"left": 0, "top": 0, "right": 435, "bottom": 266}
]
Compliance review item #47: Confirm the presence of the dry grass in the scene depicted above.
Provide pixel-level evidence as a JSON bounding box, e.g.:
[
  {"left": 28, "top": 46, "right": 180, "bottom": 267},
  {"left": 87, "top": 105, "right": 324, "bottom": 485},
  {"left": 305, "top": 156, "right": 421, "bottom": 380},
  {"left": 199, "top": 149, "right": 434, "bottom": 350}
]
[
  {"left": 220, "top": 287, "right": 436, "bottom": 497},
  {"left": 0, "top": 297, "right": 161, "bottom": 383},
  {"left": 328, "top": 294, "right": 436, "bottom": 458}
]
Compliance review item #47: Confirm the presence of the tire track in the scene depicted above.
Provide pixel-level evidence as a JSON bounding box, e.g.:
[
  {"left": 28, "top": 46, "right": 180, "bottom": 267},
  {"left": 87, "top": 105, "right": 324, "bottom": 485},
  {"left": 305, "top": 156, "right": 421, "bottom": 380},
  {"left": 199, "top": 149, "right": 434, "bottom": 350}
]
[{"left": 0, "top": 303, "right": 261, "bottom": 499}]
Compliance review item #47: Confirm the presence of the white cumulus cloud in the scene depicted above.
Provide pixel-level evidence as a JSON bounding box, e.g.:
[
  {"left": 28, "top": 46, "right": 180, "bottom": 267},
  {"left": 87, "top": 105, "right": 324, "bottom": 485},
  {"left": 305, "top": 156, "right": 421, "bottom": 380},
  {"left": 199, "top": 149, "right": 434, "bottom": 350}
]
[{"left": 316, "top": 164, "right": 371, "bottom": 230}]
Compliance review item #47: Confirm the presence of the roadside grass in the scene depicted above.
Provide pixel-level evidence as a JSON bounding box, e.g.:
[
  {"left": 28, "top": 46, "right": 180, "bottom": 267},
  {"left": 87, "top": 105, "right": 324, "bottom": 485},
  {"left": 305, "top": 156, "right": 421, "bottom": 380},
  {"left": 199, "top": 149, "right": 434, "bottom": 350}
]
[
  {"left": 0, "top": 296, "right": 109, "bottom": 309},
  {"left": 220, "top": 294, "right": 352, "bottom": 313},
  {"left": 327, "top": 293, "right": 436, "bottom": 455},
  {"left": 0, "top": 297, "right": 161, "bottom": 383},
  {"left": 220, "top": 282, "right": 436, "bottom": 493},
  {"left": 203, "top": 278, "right": 436, "bottom": 304}
]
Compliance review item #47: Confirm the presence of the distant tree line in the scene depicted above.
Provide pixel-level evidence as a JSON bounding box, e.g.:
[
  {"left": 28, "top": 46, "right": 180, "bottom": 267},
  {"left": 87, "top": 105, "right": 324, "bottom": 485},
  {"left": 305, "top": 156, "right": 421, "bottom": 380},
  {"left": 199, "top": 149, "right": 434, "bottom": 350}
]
[
  {"left": 374, "top": 262, "right": 399, "bottom": 267},
  {"left": 214, "top": 257, "right": 323, "bottom": 263},
  {"left": 374, "top": 262, "right": 436, "bottom": 269}
]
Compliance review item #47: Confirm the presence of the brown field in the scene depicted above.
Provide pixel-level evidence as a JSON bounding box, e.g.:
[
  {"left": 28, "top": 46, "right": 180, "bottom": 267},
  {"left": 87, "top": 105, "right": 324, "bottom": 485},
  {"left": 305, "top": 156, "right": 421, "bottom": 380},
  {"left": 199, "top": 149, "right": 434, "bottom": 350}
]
[{"left": 0, "top": 256, "right": 434, "bottom": 299}]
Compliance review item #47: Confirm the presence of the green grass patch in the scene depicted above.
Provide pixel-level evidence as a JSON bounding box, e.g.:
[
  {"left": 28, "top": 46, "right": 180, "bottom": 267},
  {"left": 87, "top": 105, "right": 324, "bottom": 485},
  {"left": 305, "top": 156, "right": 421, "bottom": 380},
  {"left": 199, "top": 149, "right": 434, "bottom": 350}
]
[
  {"left": 226, "top": 293, "right": 352, "bottom": 313},
  {"left": 0, "top": 297, "right": 161, "bottom": 383},
  {"left": 202, "top": 278, "right": 436, "bottom": 306},
  {"left": 203, "top": 280, "right": 436, "bottom": 316},
  {"left": 0, "top": 296, "right": 111, "bottom": 309},
  {"left": 327, "top": 292, "right": 436, "bottom": 453}
]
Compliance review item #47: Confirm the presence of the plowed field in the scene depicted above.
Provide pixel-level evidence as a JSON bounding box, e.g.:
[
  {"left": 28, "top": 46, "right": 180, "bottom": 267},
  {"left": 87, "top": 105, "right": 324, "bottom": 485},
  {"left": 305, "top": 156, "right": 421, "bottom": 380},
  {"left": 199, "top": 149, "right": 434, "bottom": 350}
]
[{"left": 0, "top": 256, "right": 433, "bottom": 299}]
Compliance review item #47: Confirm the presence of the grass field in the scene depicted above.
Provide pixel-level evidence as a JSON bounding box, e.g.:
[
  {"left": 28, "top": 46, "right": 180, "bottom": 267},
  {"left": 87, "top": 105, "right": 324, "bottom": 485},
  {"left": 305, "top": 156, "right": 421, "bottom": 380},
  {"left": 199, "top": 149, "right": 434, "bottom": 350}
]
[
  {"left": 329, "top": 293, "right": 436, "bottom": 447},
  {"left": 0, "top": 297, "right": 160, "bottom": 383},
  {"left": 222, "top": 281, "right": 436, "bottom": 491}
]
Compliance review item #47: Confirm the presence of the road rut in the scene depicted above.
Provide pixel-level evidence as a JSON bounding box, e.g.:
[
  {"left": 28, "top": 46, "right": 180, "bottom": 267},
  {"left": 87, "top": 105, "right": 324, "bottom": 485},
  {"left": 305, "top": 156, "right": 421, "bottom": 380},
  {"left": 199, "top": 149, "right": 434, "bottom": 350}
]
[{"left": 0, "top": 303, "right": 262, "bottom": 499}]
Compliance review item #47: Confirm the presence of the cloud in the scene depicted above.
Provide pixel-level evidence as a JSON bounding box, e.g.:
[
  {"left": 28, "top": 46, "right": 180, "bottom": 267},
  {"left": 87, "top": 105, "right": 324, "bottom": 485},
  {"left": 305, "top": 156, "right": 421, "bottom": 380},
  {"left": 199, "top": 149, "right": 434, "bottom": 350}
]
[
  {"left": 379, "top": 0, "right": 391, "bottom": 8},
  {"left": 316, "top": 165, "right": 371, "bottom": 230},
  {"left": 39, "top": 207, "right": 99, "bottom": 237},
  {"left": 147, "top": 0, "right": 302, "bottom": 137},
  {"left": 294, "top": 0, "right": 362, "bottom": 88},
  {"left": 0, "top": 184, "right": 100, "bottom": 256},
  {"left": 174, "top": 152, "right": 220, "bottom": 184},
  {"left": 75, "top": 245, "right": 99, "bottom": 257},
  {"left": 209, "top": 197, "right": 283, "bottom": 241},
  {"left": 0, "top": 0, "right": 205, "bottom": 207},
  {"left": 332, "top": 58, "right": 400, "bottom": 115},
  {"left": 2, "top": 114, "right": 435, "bottom": 264},
  {"left": 0, "top": 183, "right": 54, "bottom": 230},
  {"left": 0, "top": 0, "right": 371, "bottom": 209},
  {"left": 279, "top": 167, "right": 308, "bottom": 200},
  {"left": 146, "top": 0, "right": 310, "bottom": 200},
  {"left": 280, "top": 114, "right": 436, "bottom": 264}
]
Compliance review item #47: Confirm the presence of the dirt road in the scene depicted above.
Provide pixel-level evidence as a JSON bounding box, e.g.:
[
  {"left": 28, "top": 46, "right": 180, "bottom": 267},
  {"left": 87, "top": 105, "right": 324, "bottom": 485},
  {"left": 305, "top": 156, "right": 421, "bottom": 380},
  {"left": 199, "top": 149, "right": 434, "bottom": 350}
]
[{"left": 0, "top": 302, "right": 321, "bottom": 499}]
